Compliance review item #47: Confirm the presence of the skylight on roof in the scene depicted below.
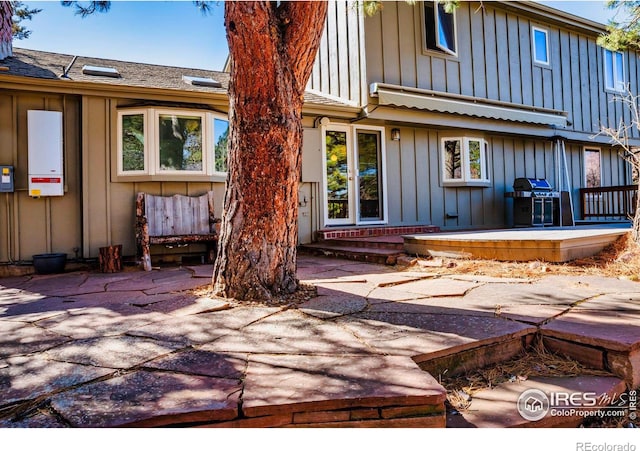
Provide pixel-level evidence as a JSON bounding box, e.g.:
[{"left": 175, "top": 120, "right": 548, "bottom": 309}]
[
  {"left": 82, "top": 65, "right": 120, "bottom": 78},
  {"left": 182, "top": 75, "right": 222, "bottom": 88}
]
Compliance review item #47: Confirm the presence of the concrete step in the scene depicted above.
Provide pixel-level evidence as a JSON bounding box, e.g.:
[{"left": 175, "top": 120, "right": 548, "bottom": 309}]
[{"left": 447, "top": 375, "right": 627, "bottom": 428}]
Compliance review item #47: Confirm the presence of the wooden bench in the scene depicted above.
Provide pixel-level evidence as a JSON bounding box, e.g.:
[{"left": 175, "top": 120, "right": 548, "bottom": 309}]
[{"left": 135, "top": 191, "right": 219, "bottom": 271}]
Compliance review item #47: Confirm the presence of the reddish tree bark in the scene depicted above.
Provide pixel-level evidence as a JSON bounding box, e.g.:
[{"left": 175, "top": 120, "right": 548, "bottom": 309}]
[
  {"left": 212, "top": 1, "right": 328, "bottom": 301},
  {"left": 0, "top": 2, "right": 12, "bottom": 60}
]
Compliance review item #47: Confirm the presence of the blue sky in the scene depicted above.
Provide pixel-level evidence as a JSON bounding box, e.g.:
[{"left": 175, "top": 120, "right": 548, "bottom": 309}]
[
  {"left": 15, "top": 1, "right": 228, "bottom": 70},
  {"left": 13, "top": 1, "right": 622, "bottom": 72}
]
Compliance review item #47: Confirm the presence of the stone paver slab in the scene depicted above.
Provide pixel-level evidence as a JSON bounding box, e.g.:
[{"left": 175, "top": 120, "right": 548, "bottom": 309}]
[
  {"left": 338, "top": 312, "right": 535, "bottom": 359},
  {"left": 367, "top": 296, "right": 567, "bottom": 325},
  {"left": 449, "top": 376, "right": 626, "bottom": 428},
  {"left": 104, "top": 269, "right": 192, "bottom": 292},
  {"left": 0, "top": 276, "right": 32, "bottom": 289},
  {"left": 201, "top": 309, "right": 371, "bottom": 355},
  {"left": 35, "top": 305, "right": 169, "bottom": 340},
  {"left": 337, "top": 262, "right": 396, "bottom": 275},
  {"left": 66, "top": 290, "right": 149, "bottom": 305},
  {"left": 542, "top": 310, "right": 640, "bottom": 352},
  {"left": 0, "top": 354, "right": 114, "bottom": 406},
  {"left": 367, "top": 297, "right": 493, "bottom": 317},
  {"left": 50, "top": 370, "right": 241, "bottom": 427},
  {"left": 553, "top": 275, "right": 640, "bottom": 294},
  {"left": 445, "top": 275, "right": 533, "bottom": 284},
  {"left": 299, "top": 295, "right": 368, "bottom": 319},
  {"left": 128, "top": 307, "right": 277, "bottom": 346},
  {"left": 184, "top": 264, "right": 214, "bottom": 278},
  {"left": 463, "top": 278, "right": 598, "bottom": 307},
  {"left": 20, "top": 273, "right": 90, "bottom": 296},
  {"left": 314, "top": 281, "right": 376, "bottom": 298},
  {"left": 0, "top": 412, "right": 67, "bottom": 428},
  {"left": 143, "top": 277, "right": 211, "bottom": 295},
  {"left": 327, "top": 272, "right": 434, "bottom": 288},
  {"left": 299, "top": 268, "right": 357, "bottom": 282},
  {"left": 0, "top": 288, "right": 45, "bottom": 307},
  {"left": 389, "top": 278, "right": 481, "bottom": 298},
  {"left": 571, "top": 292, "right": 640, "bottom": 312},
  {"left": 242, "top": 354, "right": 446, "bottom": 417},
  {"left": 0, "top": 321, "right": 70, "bottom": 358},
  {"left": 499, "top": 304, "right": 570, "bottom": 325},
  {"left": 366, "top": 286, "right": 425, "bottom": 302},
  {"left": 44, "top": 336, "right": 180, "bottom": 369},
  {"left": 132, "top": 293, "right": 231, "bottom": 316},
  {"left": 144, "top": 350, "right": 247, "bottom": 379},
  {"left": 0, "top": 296, "right": 73, "bottom": 322}
]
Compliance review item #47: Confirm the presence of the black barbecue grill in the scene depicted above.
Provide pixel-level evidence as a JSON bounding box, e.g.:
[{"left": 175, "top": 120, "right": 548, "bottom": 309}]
[{"left": 506, "top": 178, "right": 560, "bottom": 226}]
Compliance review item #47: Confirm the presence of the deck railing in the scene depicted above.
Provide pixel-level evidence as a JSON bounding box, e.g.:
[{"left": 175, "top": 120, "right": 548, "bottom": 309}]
[{"left": 579, "top": 184, "right": 637, "bottom": 220}]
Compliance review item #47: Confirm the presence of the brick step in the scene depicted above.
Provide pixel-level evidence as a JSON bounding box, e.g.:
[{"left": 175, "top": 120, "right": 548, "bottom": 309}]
[
  {"left": 299, "top": 243, "right": 405, "bottom": 265},
  {"left": 317, "top": 236, "right": 405, "bottom": 251},
  {"left": 317, "top": 225, "right": 439, "bottom": 241},
  {"left": 447, "top": 375, "right": 626, "bottom": 428}
]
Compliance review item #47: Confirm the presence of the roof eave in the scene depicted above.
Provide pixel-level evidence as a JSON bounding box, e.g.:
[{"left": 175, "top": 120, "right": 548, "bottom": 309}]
[
  {"left": 500, "top": 1, "right": 608, "bottom": 35},
  {"left": 0, "top": 74, "right": 230, "bottom": 103},
  {"left": 1, "top": 73, "right": 363, "bottom": 117}
]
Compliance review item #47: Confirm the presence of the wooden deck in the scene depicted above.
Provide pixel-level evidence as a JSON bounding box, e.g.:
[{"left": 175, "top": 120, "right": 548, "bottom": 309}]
[{"left": 403, "top": 225, "right": 631, "bottom": 262}]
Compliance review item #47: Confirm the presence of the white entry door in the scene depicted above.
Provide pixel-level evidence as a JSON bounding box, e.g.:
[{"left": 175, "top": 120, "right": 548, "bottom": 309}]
[{"left": 322, "top": 125, "right": 387, "bottom": 226}]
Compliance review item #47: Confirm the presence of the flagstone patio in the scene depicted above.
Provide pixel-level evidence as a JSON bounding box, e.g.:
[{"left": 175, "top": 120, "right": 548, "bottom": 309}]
[{"left": 0, "top": 256, "right": 638, "bottom": 427}]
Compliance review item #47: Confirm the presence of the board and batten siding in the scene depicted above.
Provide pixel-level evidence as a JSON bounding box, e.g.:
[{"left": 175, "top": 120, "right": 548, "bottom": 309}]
[
  {"left": 364, "top": 1, "right": 640, "bottom": 138},
  {"left": 309, "top": 0, "right": 367, "bottom": 106},
  {"left": 381, "top": 126, "right": 629, "bottom": 229},
  {"left": 564, "top": 143, "right": 630, "bottom": 218},
  {"left": 81, "top": 97, "right": 226, "bottom": 259},
  {"left": 0, "top": 91, "right": 82, "bottom": 263}
]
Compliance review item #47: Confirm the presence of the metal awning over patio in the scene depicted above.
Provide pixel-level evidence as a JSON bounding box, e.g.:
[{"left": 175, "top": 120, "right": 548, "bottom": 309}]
[{"left": 370, "top": 83, "right": 569, "bottom": 128}]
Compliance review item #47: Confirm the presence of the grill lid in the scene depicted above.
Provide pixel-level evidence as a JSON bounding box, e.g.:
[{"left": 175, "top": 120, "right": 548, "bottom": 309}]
[{"left": 513, "top": 177, "right": 553, "bottom": 191}]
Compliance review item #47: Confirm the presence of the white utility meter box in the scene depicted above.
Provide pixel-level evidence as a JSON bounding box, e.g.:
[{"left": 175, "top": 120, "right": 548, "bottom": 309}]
[{"left": 28, "top": 110, "right": 64, "bottom": 197}]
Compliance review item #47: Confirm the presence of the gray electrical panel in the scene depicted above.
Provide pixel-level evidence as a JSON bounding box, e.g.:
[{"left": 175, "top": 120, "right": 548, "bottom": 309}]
[{"left": 0, "top": 165, "right": 14, "bottom": 192}]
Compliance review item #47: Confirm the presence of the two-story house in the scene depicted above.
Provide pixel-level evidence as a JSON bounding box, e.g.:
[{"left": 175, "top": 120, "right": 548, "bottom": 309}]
[
  {"left": 305, "top": 0, "right": 637, "bottom": 237},
  {"left": 0, "top": 1, "right": 637, "bottom": 267}
]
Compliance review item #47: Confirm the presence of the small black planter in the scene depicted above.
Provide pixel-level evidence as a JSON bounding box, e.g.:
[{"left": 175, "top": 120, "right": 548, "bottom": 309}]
[{"left": 32, "top": 253, "right": 67, "bottom": 275}]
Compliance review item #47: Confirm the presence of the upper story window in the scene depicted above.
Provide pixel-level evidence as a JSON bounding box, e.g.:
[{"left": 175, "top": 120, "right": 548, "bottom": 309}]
[
  {"left": 423, "top": 1, "right": 457, "bottom": 57},
  {"left": 118, "top": 108, "right": 229, "bottom": 178},
  {"left": 441, "top": 136, "right": 489, "bottom": 186},
  {"left": 532, "top": 26, "right": 549, "bottom": 66},
  {"left": 604, "top": 48, "right": 625, "bottom": 92}
]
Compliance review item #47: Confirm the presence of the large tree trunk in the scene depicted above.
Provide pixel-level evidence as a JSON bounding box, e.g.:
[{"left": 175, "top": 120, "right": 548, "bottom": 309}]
[
  {"left": 0, "top": 2, "right": 12, "bottom": 60},
  {"left": 212, "top": 1, "right": 327, "bottom": 301}
]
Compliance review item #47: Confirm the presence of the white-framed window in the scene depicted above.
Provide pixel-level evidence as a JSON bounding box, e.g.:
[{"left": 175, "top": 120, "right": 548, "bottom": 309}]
[
  {"left": 213, "top": 116, "right": 230, "bottom": 174},
  {"left": 423, "top": 1, "right": 457, "bottom": 57},
  {"left": 532, "top": 26, "right": 549, "bottom": 66},
  {"left": 584, "top": 147, "right": 602, "bottom": 188},
  {"left": 441, "top": 136, "right": 489, "bottom": 186},
  {"left": 155, "top": 110, "right": 207, "bottom": 174},
  {"left": 117, "top": 108, "right": 229, "bottom": 177},
  {"left": 604, "top": 48, "right": 625, "bottom": 92},
  {"left": 118, "top": 109, "right": 148, "bottom": 175}
]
